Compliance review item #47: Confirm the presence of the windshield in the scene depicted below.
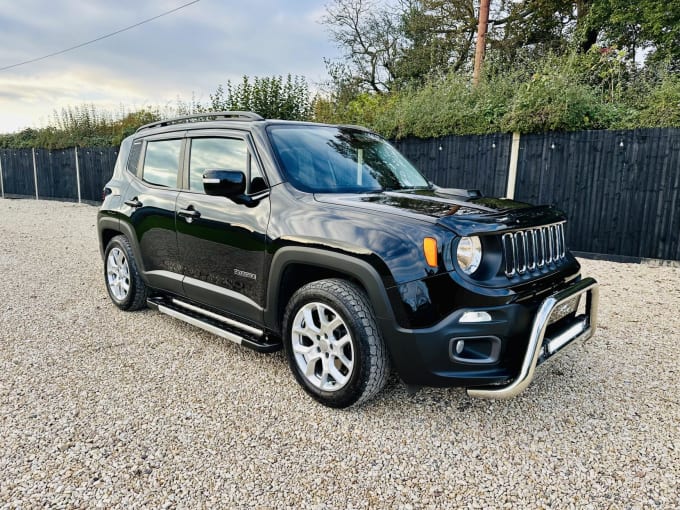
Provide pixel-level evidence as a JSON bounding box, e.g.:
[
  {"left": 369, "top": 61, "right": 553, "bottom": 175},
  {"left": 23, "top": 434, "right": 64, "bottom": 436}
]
[{"left": 268, "top": 125, "right": 429, "bottom": 193}]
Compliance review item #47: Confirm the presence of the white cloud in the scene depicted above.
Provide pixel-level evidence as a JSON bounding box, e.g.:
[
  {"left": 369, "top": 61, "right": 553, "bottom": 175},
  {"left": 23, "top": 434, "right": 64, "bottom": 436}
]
[
  {"left": 0, "top": 0, "right": 340, "bottom": 133},
  {"left": 0, "top": 68, "right": 159, "bottom": 130}
]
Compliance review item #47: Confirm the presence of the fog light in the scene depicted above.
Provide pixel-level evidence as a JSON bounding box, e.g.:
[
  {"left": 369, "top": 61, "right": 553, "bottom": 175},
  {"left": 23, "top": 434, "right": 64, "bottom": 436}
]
[
  {"left": 459, "top": 311, "right": 492, "bottom": 323},
  {"left": 450, "top": 336, "right": 502, "bottom": 364}
]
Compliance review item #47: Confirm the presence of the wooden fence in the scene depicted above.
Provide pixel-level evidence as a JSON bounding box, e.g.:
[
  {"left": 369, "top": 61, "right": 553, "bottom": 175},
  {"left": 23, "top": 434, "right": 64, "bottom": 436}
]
[
  {"left": 0, "top": 147, "right": 118, "bottom": 203},
  {"left": 394, "top": 128, "right": 680, "bottom": 261},
  {"left": 1, "top": 128, "right": 678, "bottom": 260}
]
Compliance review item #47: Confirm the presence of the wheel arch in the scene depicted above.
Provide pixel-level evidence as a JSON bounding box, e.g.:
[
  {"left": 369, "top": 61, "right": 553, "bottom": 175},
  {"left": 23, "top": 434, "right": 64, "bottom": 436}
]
[
  {"left": 264, "top": 247, "right": 395, "bottom": 335},
  {"left": 97, "top": 215, "right": 147, "bottom": 275}
]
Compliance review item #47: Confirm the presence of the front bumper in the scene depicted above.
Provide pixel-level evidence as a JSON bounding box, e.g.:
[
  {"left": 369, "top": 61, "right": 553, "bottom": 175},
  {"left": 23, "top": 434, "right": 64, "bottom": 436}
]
[
  {"left": 467, "top": 277, "right": 598, "bottom": 398},
  {"left": 380, "top": 277, "right": 599, "bottom": 398}
]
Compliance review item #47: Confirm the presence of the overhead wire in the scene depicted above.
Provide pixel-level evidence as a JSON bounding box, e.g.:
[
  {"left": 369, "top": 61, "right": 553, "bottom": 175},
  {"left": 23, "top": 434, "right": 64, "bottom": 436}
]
[{"left": 0, "top": 0, "right": 201, "bottom": 72}]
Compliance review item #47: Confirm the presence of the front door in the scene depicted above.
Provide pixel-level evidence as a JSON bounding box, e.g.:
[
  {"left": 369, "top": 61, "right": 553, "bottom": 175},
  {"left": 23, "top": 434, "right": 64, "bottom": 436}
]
[{"left": 175, "top": 134, "right": 270, "bottom": 324}]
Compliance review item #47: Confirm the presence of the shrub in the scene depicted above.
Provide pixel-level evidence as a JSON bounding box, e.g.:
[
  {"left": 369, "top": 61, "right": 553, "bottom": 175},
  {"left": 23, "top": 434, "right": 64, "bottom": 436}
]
[
  {"left": 633, "top": 73, "right": 680, "bottom": 128},
  {"left": 501, "top": 71, "right": 610, "bottom": 133}
]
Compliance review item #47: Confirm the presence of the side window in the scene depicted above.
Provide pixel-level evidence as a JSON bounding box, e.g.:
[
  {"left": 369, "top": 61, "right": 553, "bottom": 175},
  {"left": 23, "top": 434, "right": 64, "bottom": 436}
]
[
  {"left": 143, "top": 139, "right": 182, "bottom": 187},
  {"left": 127, "top": 140, "right": 143, "bottom": 175},
  {"left": 189, "top": 138, "right": 247, "bottom": 193}
]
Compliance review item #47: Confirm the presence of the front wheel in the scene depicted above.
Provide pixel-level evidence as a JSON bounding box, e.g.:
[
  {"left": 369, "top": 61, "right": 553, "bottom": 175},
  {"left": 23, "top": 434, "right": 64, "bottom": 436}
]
[{"left": 283, "top": 279, "right": 390, "bottom": 408}]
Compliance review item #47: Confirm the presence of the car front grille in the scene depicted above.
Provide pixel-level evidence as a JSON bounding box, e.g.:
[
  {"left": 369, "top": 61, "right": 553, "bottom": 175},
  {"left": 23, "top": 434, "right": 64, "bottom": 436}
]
[{"left": 502, "top": 222, "right": 567, "bottom": 277}]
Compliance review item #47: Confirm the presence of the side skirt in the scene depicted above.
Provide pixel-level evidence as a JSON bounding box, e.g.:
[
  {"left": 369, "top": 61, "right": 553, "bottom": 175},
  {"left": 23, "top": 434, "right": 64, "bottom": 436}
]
[{"left": 147, "top": 296, "right": 281, "bottom": 353}]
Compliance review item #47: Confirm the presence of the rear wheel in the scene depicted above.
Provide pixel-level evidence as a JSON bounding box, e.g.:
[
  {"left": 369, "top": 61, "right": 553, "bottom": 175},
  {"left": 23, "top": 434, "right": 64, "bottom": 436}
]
[
  {"left": 104, "top": 235, "right": 148, "bottom": 311},
  {"left": 283, "top": 279, "right": 390, "bottom": 408}
]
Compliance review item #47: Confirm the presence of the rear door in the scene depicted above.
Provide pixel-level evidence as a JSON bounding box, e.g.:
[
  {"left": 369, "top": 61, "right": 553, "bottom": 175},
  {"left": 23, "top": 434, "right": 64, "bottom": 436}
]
[
  {"left": 175, "top": 131, "right": 271, "bottom": 324},
  {"left": 123, "top": 135, "right": 185, "bottom": 294}
]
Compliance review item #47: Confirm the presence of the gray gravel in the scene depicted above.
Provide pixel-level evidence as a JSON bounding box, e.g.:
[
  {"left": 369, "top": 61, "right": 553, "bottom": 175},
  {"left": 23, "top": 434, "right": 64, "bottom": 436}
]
[{"left": 1, "top": 198, "right": 678, "bottom": 509}]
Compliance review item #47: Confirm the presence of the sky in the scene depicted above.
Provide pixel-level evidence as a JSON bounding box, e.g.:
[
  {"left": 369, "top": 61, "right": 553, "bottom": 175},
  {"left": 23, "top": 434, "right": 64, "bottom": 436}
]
[{"left": 0, "top": 0, "right": 341, "bottom": 133}]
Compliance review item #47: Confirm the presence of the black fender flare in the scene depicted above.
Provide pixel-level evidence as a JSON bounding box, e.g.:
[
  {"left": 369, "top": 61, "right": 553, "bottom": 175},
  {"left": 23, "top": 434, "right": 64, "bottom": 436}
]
[
  {"left": 97, "top": 215, "right": 148, "bottom": 278},
  {"left": 264, "top": 247, "right": 396, "bottom": 329}
]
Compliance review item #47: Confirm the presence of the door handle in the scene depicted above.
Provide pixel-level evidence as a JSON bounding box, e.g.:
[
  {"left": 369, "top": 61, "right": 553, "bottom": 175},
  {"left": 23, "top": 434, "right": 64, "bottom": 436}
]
[
  {"left": 124, "top": 198, "right": 143, "bottom": 208},
  {"left": 178, "top": 207, "right": 201, "bottom": 221}
]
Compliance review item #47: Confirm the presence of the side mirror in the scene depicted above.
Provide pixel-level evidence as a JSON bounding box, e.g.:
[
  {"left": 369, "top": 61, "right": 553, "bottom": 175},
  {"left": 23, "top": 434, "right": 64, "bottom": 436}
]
[{"left": 203, "top": 169, "right": 246, "bottom": 198}]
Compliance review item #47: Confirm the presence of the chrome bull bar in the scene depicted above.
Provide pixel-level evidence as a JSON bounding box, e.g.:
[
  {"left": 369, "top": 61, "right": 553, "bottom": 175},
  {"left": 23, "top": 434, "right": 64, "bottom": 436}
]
[{"left": 467, "top": 277, "right": 599, "bottom": 399}]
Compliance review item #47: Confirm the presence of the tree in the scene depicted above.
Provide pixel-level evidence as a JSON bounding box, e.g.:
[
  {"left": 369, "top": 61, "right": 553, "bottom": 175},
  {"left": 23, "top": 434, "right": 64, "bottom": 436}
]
[
  {"left": 322, "top": 0, "right": 404, "bottom": 93},
  {"left": 321, "top": 0, "right": 585, "bottom": 90},
  {"left": 397, "top": 0, "right": 478, "bottom": 81},
  {"left": 486, "top": 0, "right": 576, "bottom": 66},
  {"left": 322, "top": 0, "right": 679, "bottom": 100},
  {"left": 582, "top": 0, "right": 680, "bottom": 67},
  {"left": 209, "top": 75, "right": 312, "bottom": 120}
]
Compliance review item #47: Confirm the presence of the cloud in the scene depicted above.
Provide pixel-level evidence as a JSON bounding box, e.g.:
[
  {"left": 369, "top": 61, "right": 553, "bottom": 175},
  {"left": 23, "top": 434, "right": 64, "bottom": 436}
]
[
  {"left": 0, "top": 0, "right": 340, "bottom": 132},
  {"left": 0, "top": 68, "right": 159, "bottom": 130}
]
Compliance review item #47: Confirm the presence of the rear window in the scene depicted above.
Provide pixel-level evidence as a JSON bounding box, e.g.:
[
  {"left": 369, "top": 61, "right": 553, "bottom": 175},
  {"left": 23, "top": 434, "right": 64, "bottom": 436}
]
[
  {"left": 142, "top": 139, "right": 182, "bottom": 188},
  {"left": 126, "top": 140, "right": 142, "bottom": 175}
]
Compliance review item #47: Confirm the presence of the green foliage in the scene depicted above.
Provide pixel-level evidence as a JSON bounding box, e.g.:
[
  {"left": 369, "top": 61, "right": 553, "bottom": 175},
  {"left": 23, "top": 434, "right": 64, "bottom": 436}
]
[
  {"left": 209, "top": 75, "right": 312, "bottom": 121},
  {"left": 584, "top": 0, "right": 680, "bottom": 68},
  {"left": 1, "top": 65, "right": 677, "bottom": 149},
  {"left": 629, "top": 73, "right": 680, "bottom": 128},
  {"left": 388, "top": 75, "right": 503, "bottom": 137},
  {"left": 0, "top": 105, "right": 162, "bottom": 149},
  {"left": 321, "top": 0, "right": 680, "bottom": 101},
  {"left": 501, "top": 74, "right": 607, "bottom": 133},
  {"left": 316, "top": 71, "right": 512, "bottom": 137},
  {"left": 397, "top": 0, "right": 478, "bottom": 81},
  {"left": 498, "top": 53, "right": 626, "bottom": 133},
  {"left": 318, "top": 50, "right": 679, "bottom": 138}
]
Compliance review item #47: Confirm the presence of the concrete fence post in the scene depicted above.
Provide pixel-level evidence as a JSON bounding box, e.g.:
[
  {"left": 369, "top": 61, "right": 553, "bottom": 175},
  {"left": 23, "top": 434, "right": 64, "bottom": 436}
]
[
  {"left": 32, "top": 148, "right": 39, "bottom": 200},
  {"left": 75, "top": 147, "right": 82, "bottom": 204},
  {"left": 506, "top": 132, "right": 521, "bottom": 199}
]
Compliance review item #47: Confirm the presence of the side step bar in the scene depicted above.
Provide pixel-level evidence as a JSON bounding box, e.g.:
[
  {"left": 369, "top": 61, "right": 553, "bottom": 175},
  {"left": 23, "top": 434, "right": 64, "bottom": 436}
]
[{"left": 147, "top": 297, "right": 281, "bottom": 353}]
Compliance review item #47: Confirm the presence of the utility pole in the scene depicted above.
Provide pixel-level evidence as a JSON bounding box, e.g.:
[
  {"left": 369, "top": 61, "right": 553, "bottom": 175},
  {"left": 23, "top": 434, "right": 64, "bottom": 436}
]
[{"left": 472, "top": 0, "right": 490, "bottom": 86}]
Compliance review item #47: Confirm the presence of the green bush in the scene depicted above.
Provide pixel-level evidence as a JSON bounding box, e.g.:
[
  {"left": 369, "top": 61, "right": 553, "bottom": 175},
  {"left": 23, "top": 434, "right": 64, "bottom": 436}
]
[
  {"left": 316, "top": 50, "right": 679, "bottom": 138},
  {"left": 633, "top": 73, "right": 680, "bottom": 128},
  {"left": 320, "top": 73, "right": 517, "bottom": 139},
  {"left": 501, "top": 72, "right": 608, "bottom": 133},
  {"left": 210, "top": 75, "right": 312, "bottom": 121},
  {"left": 0, "top": 106, "right": 162, "bottom": 149}
]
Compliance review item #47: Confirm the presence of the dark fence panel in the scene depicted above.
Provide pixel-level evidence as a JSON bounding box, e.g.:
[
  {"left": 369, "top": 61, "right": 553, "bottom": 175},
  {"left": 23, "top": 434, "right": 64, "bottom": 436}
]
[
  {"left": 1, "top": 129, "right": 678, "bottom": 261},
  {"left": 393, "top": 133, "right": 511, "bottom": 197},
  {"left": 0, "top": 148, "right": 35, "bottom": 197},
  {"left": 77, "top": 147, "right": 118, "bottom": 202},
  {"left": 35, "top": 148, "right": 78, "bottom": 201},
  {"left": 514, "top": 129, "right": 680, "bottom": 261}
]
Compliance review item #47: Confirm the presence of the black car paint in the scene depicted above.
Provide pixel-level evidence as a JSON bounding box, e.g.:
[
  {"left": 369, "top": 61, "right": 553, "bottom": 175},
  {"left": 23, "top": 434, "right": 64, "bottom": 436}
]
[
  {"left": 98, "top": 119, "right": 584, "bottom": 388},
  {"left": 176, "top": 189, "right": 270, "bottom": 323}
]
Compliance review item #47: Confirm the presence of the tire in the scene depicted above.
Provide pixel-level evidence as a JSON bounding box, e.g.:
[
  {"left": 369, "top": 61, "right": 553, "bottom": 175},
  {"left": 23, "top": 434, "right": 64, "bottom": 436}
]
[
  {"left": 283, "top": 279, "right": 390, "bottom": 408},
  {"left": 104, "top": 235, "right": 148, "bottom": 311}
]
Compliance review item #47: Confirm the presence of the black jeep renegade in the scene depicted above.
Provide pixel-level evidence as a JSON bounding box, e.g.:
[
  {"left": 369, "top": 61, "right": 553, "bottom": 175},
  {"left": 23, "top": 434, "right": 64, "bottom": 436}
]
[{"left": 98, "top": 112, "right": 599, "bottom": 408}]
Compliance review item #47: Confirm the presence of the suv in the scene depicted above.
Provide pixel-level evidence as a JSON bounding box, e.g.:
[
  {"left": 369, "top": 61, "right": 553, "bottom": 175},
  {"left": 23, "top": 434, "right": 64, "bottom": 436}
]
[{"left": 98, "top": 112, "right": 598, "bottom": 408}]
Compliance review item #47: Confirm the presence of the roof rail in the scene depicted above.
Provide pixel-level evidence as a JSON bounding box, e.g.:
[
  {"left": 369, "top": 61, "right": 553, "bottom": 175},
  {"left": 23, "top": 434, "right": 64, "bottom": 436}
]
[{"left": 136, "top": 111, "right": 264, "bottom": 132}]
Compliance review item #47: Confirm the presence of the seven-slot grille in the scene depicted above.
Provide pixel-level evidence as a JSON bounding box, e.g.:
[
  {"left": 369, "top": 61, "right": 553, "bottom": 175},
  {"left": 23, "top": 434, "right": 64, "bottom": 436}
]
[{"left": 502, "top": 222, "right": 566, "bottom": 277}]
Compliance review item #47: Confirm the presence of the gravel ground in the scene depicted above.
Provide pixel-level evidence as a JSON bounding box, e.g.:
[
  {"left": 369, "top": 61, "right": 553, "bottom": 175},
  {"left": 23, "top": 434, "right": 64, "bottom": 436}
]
[{"left": 1, "top": 199, "right": 678, "bottom": 509}]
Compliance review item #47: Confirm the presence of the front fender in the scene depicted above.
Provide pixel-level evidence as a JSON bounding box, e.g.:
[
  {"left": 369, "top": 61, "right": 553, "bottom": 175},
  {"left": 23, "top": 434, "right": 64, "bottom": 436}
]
[{"left": 264, "top": 246, "right": 397, "bottom": 330}]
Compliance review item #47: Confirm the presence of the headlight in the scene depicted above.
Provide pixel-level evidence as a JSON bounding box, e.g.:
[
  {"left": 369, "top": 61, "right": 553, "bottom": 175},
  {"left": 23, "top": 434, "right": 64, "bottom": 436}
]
[{"left": 456, "top": 236, "right": 482, "bottom": 274}]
